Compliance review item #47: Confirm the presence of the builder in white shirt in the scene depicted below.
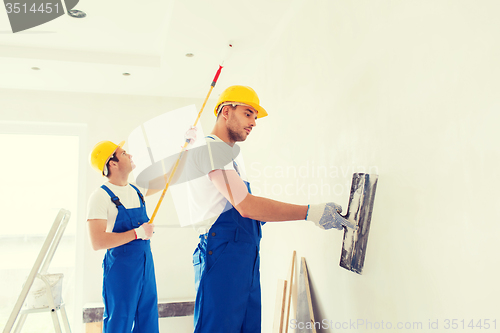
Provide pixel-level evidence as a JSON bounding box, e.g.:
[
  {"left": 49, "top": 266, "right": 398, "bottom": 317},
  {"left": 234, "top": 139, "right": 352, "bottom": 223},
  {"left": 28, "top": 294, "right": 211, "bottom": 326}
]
[
  {"left": 182, "top": 85, "right": 356, "bottom": 333},
  {"left": 87, "top": 133, "right": 195, "bottom": 333}
]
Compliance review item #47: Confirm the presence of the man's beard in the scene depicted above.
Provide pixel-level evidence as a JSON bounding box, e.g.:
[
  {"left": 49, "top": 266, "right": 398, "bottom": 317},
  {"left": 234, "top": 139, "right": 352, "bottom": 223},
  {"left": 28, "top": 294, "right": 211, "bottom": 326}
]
[{"left": 227, "top": 120, "right": 247, "bottom": 142}]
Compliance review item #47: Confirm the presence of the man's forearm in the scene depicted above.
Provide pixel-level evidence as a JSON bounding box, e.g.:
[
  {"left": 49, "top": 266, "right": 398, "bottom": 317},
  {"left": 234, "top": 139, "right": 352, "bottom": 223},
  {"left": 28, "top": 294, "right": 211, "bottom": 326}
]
[
  {"left": 88, "top": 219, "right": 136, "bottom": 250},
  {"left": 209, "top": 169, "right": 308, "bottom": 222},
  {"left": 90, "top": 230, "right": 136, "bottom": 250},
  {"left": 235, "top": 194, "right": 308, "bottom": 222}
]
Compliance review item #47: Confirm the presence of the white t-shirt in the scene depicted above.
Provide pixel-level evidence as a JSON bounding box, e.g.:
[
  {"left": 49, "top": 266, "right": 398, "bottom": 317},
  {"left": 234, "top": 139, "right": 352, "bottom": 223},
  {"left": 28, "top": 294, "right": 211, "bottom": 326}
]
[
  {"left": 170, "top": 135, "right": 248, "bottom": 233},
  {"left": 87, "top": 182, "right": 148, "bottom": 232}
]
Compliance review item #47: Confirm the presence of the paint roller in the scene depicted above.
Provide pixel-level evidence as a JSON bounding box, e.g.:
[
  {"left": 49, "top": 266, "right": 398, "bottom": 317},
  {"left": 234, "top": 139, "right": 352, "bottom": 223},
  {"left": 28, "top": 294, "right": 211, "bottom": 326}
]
[
  {"left": 147, "top": 43, "right": 234, "bottom": 224},
  {"left": 339, "top": 173, "right": 378, "bottom": 274}
]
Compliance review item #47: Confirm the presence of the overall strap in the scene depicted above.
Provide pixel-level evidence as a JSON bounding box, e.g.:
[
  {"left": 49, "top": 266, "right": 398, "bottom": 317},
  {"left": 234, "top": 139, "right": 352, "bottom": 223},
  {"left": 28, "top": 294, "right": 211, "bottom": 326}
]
[
  {"left": 128, "top": 184, "right": 145, "bottom": 206},
  {"left": 101, "top": 185, "right": 123, "bottom": 208}
]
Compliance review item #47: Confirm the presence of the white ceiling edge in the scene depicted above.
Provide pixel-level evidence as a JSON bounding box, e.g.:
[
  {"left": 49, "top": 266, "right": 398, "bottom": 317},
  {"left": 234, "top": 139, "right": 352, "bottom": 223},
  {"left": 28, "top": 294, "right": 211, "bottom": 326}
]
[{"left": 0, "top": 0, "right": 308, "bottom": 98}]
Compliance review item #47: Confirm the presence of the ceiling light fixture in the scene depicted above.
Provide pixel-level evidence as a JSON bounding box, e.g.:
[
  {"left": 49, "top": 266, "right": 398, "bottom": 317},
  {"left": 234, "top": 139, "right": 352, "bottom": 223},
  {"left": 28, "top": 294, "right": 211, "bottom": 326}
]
[
  {"left": 31, "top": 67, "right": 40, "bottom": 70},
  {"left": 68, "top": 9, "right": 86, "bottom": 18},
  {"left": 123, "top": 73, "right": 131, "bottom": 76},
  {"left": 185, "top": 53, "right": 194, "bottom": 58}
]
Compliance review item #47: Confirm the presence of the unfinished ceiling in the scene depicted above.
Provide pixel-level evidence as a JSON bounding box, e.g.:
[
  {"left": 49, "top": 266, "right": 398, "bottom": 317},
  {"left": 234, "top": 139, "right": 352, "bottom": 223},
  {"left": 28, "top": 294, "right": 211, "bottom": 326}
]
[{"left": 0, "top": 0, "right": 306, "bottom": 98}]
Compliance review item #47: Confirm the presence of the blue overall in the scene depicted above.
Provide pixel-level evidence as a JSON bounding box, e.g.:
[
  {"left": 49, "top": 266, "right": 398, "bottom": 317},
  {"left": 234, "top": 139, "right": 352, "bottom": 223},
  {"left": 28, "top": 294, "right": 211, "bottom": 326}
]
[
  {"left": 193, "top": 180, "right": 264, "bottom": 333},
  {"left": 101, "top": 184, "right": 159, "bottom": 333}
]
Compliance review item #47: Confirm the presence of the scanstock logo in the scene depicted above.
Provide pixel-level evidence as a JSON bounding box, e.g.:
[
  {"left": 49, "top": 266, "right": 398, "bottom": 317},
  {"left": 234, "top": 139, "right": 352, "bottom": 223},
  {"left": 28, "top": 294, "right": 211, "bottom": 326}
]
[{"left": 4, "top": 0, "right": 79, "bottom": 33}]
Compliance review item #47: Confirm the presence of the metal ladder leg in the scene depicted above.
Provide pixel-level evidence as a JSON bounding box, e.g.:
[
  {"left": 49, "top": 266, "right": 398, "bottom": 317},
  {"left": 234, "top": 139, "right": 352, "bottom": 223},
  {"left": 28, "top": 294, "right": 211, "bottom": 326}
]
[
  {"left": 41, "top": 274, "right": 62, "bottom": 333},
  {"left": 12, "top": 313, "right": 27, "bottom": 333},
  {"left": 59, "top": 304, "right": 72, "bottom": 333},
  {"left": 49, "top": 308, "right": 62, "bottom": 333}
]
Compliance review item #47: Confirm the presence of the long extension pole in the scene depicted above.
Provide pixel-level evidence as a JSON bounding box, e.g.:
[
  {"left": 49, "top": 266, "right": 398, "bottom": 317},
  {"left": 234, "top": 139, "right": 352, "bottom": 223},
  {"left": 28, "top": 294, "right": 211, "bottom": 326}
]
[{"left": 148, "top": 63, "right": 225, "bottom": 224}]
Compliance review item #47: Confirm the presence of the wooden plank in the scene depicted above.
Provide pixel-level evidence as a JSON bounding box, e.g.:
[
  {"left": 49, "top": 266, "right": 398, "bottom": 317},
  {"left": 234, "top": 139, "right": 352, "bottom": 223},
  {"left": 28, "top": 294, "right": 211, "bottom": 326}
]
[
  {"left": 82, "top": 305, "right": 103, "bottom": 324},
  {"left": 82, "top": 300, "right": 195, "bottom": 323},
  {"left": 84, "top": 321, "right": 102, "bottom": 333},
  {"left": 272, "top": 279, "right": 287, "bottom": 333},
  {"left": 296, "top": 257, "right": 316, "bottom": 333},
  {"left": 284, "top": 251, "right": 296, "bottom": 333},
  {"left": 291, "top": 257, "right": 298, "bottom": 327},
  {"left": 158, "top": 301, "right": 195, "bottom": 318},
  {"left": 302, "top": 258, "right": 316, "bottom": 333}
]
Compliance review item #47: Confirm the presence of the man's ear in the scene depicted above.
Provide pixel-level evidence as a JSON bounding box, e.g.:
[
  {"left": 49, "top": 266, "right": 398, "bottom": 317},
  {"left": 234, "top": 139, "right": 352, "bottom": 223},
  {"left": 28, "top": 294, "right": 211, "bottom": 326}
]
[
  {"left": 221, "top": 105, "right": 230, "bottom": 120},
  {"left": 108, "top": 160, "right": 118, "bottom": 170}
]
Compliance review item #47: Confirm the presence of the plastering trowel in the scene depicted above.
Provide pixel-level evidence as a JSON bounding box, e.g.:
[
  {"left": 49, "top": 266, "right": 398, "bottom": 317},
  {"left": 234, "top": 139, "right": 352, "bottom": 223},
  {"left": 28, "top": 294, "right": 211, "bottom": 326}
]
[{"left": 339, "top": 173, "right": 378, "bottom": 274}]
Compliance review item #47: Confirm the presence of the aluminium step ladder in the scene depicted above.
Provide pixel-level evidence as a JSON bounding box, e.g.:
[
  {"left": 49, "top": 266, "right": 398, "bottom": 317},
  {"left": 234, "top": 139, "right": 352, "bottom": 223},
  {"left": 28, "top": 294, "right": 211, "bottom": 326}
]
[{"left": 3, "top": 209, "right": 72, "bottom": 333}]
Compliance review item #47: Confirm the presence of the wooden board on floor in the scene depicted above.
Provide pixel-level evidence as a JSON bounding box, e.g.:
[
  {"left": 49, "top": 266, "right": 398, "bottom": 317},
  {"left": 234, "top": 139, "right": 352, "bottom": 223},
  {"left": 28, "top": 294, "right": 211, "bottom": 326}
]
[
  {"left": 84, "top": 321, "right": 102, "bottom": 333},
  {"left": 284, "top": 251, "right": 296, "bottom": 333},
  {"left": 273, "top": 279, "right": 287, "bottom": 333},
  {"left": 296, "top": 257, "right": 316, "bottom": 333}
]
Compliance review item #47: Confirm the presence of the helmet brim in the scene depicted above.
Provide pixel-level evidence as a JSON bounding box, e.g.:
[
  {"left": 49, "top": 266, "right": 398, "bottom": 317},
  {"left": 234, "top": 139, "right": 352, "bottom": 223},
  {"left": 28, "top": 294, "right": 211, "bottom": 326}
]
[
  {"left": 215, "top": 102, "right": 268, "bottom": 119},
  {"left": 246, "top": 102, "right": 268, "bottom": 119}
]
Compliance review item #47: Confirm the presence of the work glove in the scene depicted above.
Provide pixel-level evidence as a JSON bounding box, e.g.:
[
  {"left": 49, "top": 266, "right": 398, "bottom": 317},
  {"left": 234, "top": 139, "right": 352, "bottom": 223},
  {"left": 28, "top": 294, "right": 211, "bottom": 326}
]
[
  {"left": 184, "top": 126, "right": 197, "bottom": 148},
  {"left": 134, "top": 223, "right": 154, "bottom": 240},
  {"left": 306, "top": 202, "right": 357, "bottom": 230}
]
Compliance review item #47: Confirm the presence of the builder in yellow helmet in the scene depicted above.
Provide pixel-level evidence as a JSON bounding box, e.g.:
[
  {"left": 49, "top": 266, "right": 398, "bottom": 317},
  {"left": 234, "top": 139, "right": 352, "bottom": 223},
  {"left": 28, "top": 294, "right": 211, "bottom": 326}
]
[
  {"left": 182, "top": 85, "right": 356, "bottom": 333},
  {"left": 86, "top": 136, "right": 194, "bottom": 333}
]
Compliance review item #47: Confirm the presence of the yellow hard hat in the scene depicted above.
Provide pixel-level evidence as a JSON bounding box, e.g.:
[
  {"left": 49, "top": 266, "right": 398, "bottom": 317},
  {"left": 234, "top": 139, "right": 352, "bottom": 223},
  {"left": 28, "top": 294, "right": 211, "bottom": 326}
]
[
  {"left": 214, "top": 85, "right": 268, "bottom": 118},
  {"left": 89, "top": 140, "right": 125, "bottom": 176}
]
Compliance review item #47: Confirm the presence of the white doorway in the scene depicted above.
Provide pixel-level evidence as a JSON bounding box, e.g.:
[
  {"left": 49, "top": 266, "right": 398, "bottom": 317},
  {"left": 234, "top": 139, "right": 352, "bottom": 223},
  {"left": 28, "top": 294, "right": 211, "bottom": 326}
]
[{"left": 0, "top": 121, "right": 86, "bottom": 333}]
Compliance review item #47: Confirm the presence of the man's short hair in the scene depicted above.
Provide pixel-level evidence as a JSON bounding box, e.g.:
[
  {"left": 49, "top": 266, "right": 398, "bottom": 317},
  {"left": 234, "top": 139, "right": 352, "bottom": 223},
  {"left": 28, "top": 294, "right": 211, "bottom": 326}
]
[
  {"left": 105, "top": 154, "right": 120, "bottom": 177},
  {"left": 217, "top": 103, "right": 237, "bottom": 119}
]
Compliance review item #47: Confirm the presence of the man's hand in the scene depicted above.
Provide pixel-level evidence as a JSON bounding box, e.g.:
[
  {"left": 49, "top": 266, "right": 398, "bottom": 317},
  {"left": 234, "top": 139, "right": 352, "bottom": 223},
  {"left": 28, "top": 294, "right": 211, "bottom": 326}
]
[
  {"left": 135, "top": 223, "right": 155, "bottom": 240},
  {"left": 306, "top": 202, "right": 357, "bottom": 230},
  {"left": 185, "top": 126, "right": 197, "bottom": 147}
]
